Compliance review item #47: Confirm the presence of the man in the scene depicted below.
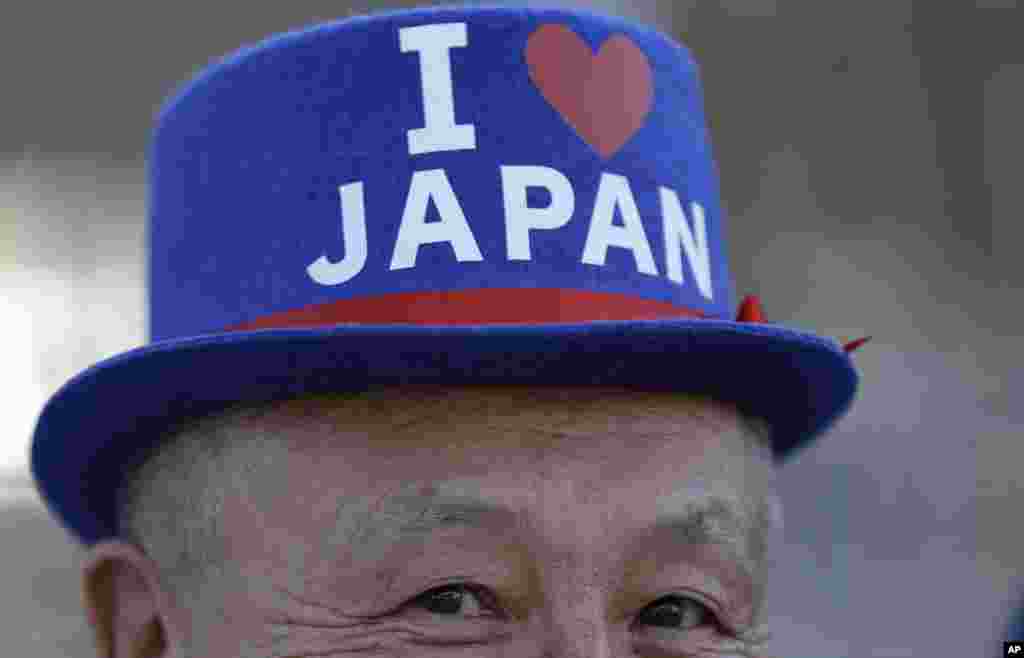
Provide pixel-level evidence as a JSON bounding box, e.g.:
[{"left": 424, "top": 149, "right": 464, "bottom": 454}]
[
  {"left": 85, "top": 386, "right": 782, "bottom": 657},
  {"left": 29, "top": 5, "right": 867, "bottom": 658}
]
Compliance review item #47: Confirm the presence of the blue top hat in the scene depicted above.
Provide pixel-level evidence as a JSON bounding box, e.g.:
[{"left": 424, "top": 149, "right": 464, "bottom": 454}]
[{"left": 30, "top": 4, "right": 862, "bottom": 546}]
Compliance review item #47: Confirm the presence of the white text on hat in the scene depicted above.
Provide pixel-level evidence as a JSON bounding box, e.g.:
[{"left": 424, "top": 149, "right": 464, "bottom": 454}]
[{"left": 306, "top": 21, "right": 712, "bottom": 300}]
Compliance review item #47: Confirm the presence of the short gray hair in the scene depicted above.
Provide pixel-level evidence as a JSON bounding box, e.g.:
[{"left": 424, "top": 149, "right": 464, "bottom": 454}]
[
  {"left": 114, "top": 398, "right": 293, "bottom": 604},
  {"left": 115, "top": 390, "right": 781, "bottom": 605}
]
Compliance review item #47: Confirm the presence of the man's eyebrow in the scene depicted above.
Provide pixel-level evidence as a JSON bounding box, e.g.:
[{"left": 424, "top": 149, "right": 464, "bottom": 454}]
[
  {"left": 651, "top": 492, "right": 751, "bottom": 542},
  {"left": 339, "top": 482, "right": 520, "bottom": 551},
  {"left": 389, "top": 495, "right": 518, "bottom": 533},
  {"left": 645, "top": 491, "right": 760, "bottom": 584}
]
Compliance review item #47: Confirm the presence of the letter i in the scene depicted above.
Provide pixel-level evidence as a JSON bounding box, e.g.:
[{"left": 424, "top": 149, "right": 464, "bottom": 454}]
[{"left": 399, "top": 23, "right": 477, "bottom": 155}]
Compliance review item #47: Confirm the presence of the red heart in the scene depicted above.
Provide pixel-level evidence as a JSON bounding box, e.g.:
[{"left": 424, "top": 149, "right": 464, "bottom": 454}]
[{"left": 526, "top": 24, "right": 653, "bottom": 159}]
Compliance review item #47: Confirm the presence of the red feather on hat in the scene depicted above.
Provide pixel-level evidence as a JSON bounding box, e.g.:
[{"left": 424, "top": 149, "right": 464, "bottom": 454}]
[{"left": 734, "top": 295, "right": 870, "bottom": 354}]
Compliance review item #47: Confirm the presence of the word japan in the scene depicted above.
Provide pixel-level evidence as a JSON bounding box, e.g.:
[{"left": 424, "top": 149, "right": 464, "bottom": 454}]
[{"left": 306, "top": 22, "right": 714, "bottom": 300}]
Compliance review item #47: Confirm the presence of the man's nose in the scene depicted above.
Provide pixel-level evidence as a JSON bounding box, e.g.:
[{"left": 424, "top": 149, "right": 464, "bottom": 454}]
[
  {"left": 536, "top": 614, "right": 615, "bottom": 658},
  {"left": 532, "top": 573, "right": 618, "bottom": 658}
]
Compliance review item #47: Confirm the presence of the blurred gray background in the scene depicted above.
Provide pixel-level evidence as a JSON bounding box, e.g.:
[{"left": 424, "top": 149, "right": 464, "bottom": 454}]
[{"left": 2, "top": 1, "right": 1021, "bottom": 656}]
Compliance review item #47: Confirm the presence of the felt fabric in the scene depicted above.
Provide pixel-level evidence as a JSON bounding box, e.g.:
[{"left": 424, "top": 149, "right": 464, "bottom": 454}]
[{"left": 30, "top": 4, "right": 861, "bottom": 547}]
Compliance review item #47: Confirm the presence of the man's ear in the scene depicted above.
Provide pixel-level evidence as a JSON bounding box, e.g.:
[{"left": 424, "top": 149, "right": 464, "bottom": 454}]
[{"left": 82, "top": 540, "right": 178, "bottom": 658}]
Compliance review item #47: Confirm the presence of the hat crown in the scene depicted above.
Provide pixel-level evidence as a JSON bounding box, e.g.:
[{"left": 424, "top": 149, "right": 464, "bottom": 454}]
[{"left": 148, "top": 6, "right": 735, "bottom": 341}]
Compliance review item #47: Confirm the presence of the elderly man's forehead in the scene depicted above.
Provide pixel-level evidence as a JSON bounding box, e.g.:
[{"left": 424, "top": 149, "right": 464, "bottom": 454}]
[
  {"left": 213, "top": 386, "right": 777, "bottom": 606},
  {"left": 212, "top": 388, "right": 771, "bottom": 478},
  {"left": 233, "top": 386, "right": 754, "bottom": 435},
  {"left": 219, "top": 386, "right": 773, "bottom": 509}
]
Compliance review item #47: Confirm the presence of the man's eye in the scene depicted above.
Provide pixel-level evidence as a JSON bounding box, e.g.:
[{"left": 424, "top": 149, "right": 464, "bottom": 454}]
[
  {"left": 407, "top": 584, "right": 727, "bottom": 636},
  {"left": 410, "top": 583, "right": 496, "bottom": 618},
  {"left": 633, "top": 594, "right": 720, "bottom": 632}
]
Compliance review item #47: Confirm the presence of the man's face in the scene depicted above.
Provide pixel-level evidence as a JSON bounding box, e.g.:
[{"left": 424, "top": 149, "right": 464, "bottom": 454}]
[{"left": 91, "top": 386, "right": 776, "bottom": 657}]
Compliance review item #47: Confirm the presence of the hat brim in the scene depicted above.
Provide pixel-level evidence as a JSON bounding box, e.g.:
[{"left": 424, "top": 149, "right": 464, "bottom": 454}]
[{"left": 30, "top": 319, "right": 857, "bottom": 545}]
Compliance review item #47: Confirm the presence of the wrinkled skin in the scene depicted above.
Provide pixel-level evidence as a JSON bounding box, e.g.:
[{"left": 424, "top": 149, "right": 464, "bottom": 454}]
[{"left": 83, "top": 386, "right": 778, "bottom": 657}]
